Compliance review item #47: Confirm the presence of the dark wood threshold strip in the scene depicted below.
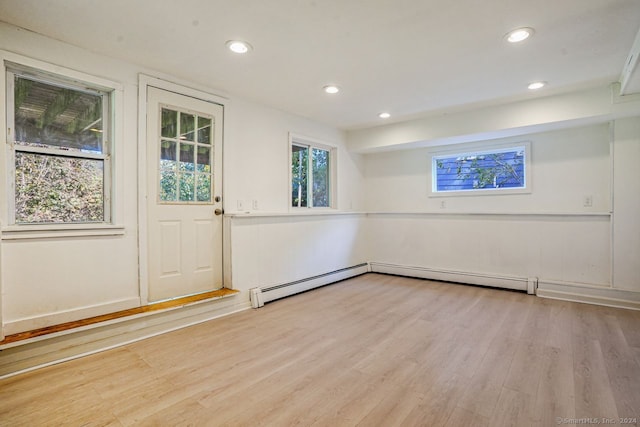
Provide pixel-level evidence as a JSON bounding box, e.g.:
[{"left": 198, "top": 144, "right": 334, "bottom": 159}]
[{"left": 0, "top": 288, "right": 239, "bottom": 346}]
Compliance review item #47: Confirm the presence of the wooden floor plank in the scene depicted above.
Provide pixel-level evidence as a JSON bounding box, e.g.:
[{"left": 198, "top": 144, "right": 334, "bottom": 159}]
[
  {"left": 489, "top": 387, "right": 536, "bottom": 427},
  {"left": 596, "top": 313, "right": 640, "bottom": 421},
  {"left": 532, "top": 345, "right": 576, "bottom": 426},
  {"left": 572, "top": 334, "right": 621, "bottom": 423},
  {"left": 1, "top": 273, "right": 639, "bottom": 426}
]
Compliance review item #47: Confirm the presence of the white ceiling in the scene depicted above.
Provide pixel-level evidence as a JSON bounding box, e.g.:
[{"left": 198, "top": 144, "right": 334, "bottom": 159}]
[{"left": 1, "top": 0, "right": 639, "bottom": 130}]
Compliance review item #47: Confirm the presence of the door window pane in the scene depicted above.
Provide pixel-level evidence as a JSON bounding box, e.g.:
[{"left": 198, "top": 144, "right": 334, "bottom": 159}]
[
  {"left": 179, "top": 172, "right": 195, "bottom": 201},
  {"left": 180, "top": 113, "right": 195, "bottom": 141},
  {"left": 197, "top": 174, "right": 211, "bottom": 202},
  {"left": 179, "top": 143, "right": 195, "bottom": 172},
  {"left": 160, "top": 140, "right": 177, "bottom": 170},
  {"left": 161, "top": 108, "right": 177, "bottom": 138},
  {"left": 160, "top": 170, "right": 177, "bottom": 201},
  {"left": 198, "top": 116, "right": 211, "bottom": 144},
  {"left": 197, "top": 146, "right": 211, "bottom": 173}
]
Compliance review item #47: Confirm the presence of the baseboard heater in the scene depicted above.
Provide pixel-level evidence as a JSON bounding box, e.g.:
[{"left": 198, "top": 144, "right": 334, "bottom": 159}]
[
  {"left": 369, "top": 262, "right": 537, "bottom": 295},
  {"left": 250, "top": 263, "right": 369, "bottom": 308}
]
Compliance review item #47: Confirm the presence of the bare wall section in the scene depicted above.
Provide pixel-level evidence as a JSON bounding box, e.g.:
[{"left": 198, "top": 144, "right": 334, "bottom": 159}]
[{"left": 363, "top": 124, "right": 618, "bottom": 290}]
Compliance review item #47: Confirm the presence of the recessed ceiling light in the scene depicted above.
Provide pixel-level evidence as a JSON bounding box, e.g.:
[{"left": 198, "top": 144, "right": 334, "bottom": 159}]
[
  {"left": 226, "top": 40, "right": 252, "bottom": 54},
  {"left": 323, "top": 85, "right": 340, "bottom": 94},
  {"left": 527, "top": 81, "right": 546, "bottom": 90},
  {"left": 378, "top": 112, "right": 391, "bottom": 119},
  {"left": 505, "top": 27, "right": 534, "bottom": 43}
]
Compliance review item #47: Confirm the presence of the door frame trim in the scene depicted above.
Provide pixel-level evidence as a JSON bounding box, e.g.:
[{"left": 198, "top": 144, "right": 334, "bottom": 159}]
[{"left": 137, "top": 75, "right": 229, "bottom": 305}]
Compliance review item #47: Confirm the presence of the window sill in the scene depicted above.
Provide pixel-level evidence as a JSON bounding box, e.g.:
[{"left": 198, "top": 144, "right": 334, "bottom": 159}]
[
  {"left": 428, "top": 188, "right": 531, "bottom": 197},
  {"left": 1, "top": 224, "right": 126, "bottom": 240}
]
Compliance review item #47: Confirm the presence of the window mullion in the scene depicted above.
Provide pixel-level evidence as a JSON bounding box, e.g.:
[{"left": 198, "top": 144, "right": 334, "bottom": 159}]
[
  {"left": 307, "top": 146, "right": 313, "bottom": 208},
  {"left": 6, "top": 71, "right": 17, "bottom": 225},
  {"left": 102, "top": 90, "right": 111, "bottom": 222}
]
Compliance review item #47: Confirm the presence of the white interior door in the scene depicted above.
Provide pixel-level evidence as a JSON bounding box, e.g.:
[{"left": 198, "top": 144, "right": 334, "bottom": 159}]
[{"left": 146, "top": 87, "right": 223, "bottom": 303}]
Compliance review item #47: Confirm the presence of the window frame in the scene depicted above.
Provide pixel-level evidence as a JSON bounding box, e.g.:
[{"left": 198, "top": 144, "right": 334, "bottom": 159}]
[
  {"left": 428, "top": 141, "right": 531, "bottom": 197},
  {"left": 288, "top": 133, "right": 337, "bottom": 210},
  {"left": 1, "top": 53, "right": 124, "bottom": 235}
]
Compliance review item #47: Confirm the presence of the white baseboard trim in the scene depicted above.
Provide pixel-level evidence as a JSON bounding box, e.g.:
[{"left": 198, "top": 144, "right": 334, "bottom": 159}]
[
  {"left": 537, "top": 280, "right": 640, "bottom": 311},
  {"left": 370, "top": 262, "right": 531, "bottom": 292},
  {"left": 0, "top": 294, "right": 251, "bottom": 379},
  {"left": 259, "top": 263, "right": 369, "bottom": 304},
  {"left": 3, "top": 296, "right": 141, "bottom": 336}
]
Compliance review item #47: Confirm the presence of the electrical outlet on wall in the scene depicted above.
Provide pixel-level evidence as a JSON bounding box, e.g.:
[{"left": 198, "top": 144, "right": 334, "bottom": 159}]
[
  {"left": 252, "top": 200, "right": 258, "bottom": 210},
  {"left": 237, "top": 200, "right": 245, "bottom": 211},
  {"left": 583, "top": 195, "right": 593, "bottom": 207},
  {"left": 440, "top": 200, "right": 446, "bottom": 209}
]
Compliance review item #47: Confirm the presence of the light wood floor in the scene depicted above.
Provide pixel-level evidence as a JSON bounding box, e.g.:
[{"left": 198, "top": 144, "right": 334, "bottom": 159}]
[{"left": 1, "top": 273, "right": 639, "bottom": 426}]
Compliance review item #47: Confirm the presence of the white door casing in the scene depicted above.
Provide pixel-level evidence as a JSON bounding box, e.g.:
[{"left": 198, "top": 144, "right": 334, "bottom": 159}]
[{"left": 146, "top": 87, "right": 223, "bottom": 302}]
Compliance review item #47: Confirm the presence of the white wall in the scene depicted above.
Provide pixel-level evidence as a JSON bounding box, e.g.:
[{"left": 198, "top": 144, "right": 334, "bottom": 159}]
[
  {"left": 0, "top": 21, "right": 366, "bottom": 335},
  {"left": 224, "top": 97, "right": 365, "bottom": 214},
  {"left": 0, "top": 24, "right": 142, "bottom": 334},
  {"left": 229, "top": 214, "right": 367, "bottom": 290},
  {"left": 363, "top": 120, "right": 640, "bottom": 300},
  {"left": 365, "top": 125, "right": 611, "bottom": 213}
]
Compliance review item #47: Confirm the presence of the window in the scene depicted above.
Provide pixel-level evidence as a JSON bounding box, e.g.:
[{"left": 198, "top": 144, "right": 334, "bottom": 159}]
[
  {"left": 290, "top": 135, "right": 335, "bottom": 208},
  {"left": 158, "top": 107, "right": 213, "bottom": 203},
  {"left": 7, "top": 65, "right": 112, "bottom": 224},
  {"left": 430, "top": 143, "right": 530, "bottom": 195}
]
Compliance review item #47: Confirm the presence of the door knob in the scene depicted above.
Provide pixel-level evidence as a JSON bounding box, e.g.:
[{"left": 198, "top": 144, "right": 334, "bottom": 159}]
[{"left": 214, "top": 208, "right": 224, "bottom": 216}]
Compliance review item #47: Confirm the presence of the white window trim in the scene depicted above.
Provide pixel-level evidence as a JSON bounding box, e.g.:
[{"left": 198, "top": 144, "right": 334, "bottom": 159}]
[
  {"left": 428, "top": 141, "right": 532, "bottom": 197},
  {"left": 0, "top": 51, "right": 124, "bottom": 236},
  {"left": 288, "top": 132, "right": 337, "bottom": 210}
]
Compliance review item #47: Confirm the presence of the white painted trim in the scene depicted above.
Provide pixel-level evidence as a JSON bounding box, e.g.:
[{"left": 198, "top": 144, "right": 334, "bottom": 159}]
[
  {"left": 366, "top": 211, "right": 611, "bottom": 218},
  {"left": 2, "top": 297, "right": 141, "bottom": 336},
  {"left": 609, "top": 121, "right": 616, "bottom": 288},
  {"left": 260, "top": 264, "right": 369, "bottom": 303},
  {"left": 226, "top": 211, "right": 366, "bottom": 218},
  {"left": 137, "top": 76, "right": 150, "bottom": 305},
  {"left": 537, "top": 280, "right": 640, "bottom": 311},
  {"left": 137, "top": 75, "right": 230, "bottom": 305},
  {"left": 1, "top": 225, "right": 125, "bottom": 240},
  {"left": 139, "top": 74, "right": 229, "bottom": 105},
  {"left": 223, "top": 216, "right": 234, "bottom": 289},
  {"left": 369, "top": 262, "right": 529, "bottom": 292},
  {"left": 0, "top": 294, "right": 248, "bottom": 378}
]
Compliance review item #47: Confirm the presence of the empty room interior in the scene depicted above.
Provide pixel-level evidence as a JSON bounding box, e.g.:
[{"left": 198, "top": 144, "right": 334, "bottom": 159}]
[{"left": 1, "top": 1, "right": 640, "bottom": 425}]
